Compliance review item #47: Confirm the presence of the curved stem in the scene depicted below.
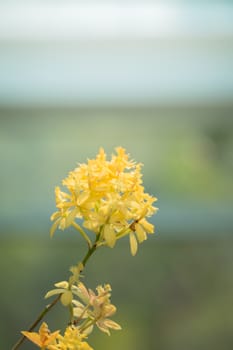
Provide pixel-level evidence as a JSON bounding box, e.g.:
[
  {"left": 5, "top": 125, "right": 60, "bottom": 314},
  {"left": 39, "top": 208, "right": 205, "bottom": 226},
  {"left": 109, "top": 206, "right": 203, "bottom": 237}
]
[
  {"left": 11, "top": 233, "right": 101, "bottom": 350},
  {"left": 82, "top": 232, "right": 100, "bottom": 267},
  {"left": 69, "top": 303, "right": 74, "bottom": 324},
  {"left": 11, "top": 294, "right": 61, "bottom": 350}
]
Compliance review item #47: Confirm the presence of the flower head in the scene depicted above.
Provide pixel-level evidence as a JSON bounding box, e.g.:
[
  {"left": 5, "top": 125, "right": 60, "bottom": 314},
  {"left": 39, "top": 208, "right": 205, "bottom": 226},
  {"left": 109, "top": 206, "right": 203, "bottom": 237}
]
[
  {"left": 51, "top": 147, "right": 158, "bottom": 255},
  {"left": 21, "top": 322, "right": 60, "bottom": 348},
  {"left": 49, "top": 326, "right": 93, "bottom": 350},
  {"left": 73, "top": 282, "right": 121, "bottom": 336}
]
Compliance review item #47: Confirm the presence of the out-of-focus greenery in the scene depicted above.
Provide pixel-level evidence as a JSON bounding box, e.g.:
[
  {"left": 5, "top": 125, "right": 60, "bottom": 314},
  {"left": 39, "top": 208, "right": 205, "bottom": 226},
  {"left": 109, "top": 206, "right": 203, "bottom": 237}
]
[
  {"left": 1, "top": 2, "right": 233, "bottom": 348},
  {"left": 0, "top": 110, "right": 232, "bottom": 233},
  {"left": 0, "top": 111, "right": 233, "bottom": 350}
]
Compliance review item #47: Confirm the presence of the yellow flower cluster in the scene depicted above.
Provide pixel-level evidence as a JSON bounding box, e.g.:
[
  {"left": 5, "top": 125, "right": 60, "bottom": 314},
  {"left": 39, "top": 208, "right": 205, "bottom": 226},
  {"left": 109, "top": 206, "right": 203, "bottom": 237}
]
[
  {"left": 51, "top": 147, "right": 157, "bottom": 255},
  {"left": 18, "top": 147, "right": 158, "bottom": 350},
  {"left": 22, "top": 323, "right": 93, "bottom": 350},
  {"left": 49, "top": 326, "right": 93, "bottom": 350}
]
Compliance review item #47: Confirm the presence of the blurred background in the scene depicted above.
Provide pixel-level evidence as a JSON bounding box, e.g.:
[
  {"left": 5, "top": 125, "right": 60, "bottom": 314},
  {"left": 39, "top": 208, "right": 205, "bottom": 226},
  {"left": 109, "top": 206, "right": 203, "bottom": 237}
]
[{"left": 0, "top": 1, "right": 233, "bottom": 349}]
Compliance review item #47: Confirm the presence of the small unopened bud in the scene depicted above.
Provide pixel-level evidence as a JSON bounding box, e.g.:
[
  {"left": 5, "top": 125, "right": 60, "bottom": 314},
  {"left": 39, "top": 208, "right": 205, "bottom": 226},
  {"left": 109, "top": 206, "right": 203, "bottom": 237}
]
[{"left": 61, "top": 290, "right": 73, "bottom": 306}]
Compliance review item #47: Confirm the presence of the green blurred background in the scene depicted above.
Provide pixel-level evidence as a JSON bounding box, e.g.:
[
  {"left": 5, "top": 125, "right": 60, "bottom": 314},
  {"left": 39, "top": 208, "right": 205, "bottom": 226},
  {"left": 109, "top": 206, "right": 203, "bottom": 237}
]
[{"left": 1, "top": 1, "right": 233, "bottom": 349}]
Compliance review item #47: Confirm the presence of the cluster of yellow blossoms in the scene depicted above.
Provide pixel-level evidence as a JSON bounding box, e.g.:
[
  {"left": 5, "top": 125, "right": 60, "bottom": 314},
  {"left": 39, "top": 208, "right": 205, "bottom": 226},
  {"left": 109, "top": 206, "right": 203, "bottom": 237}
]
[
  {"left": 50, "top": 147, "right": 157, "bottom": 255},
  {"left": 20, "top": 147, "right": 157, "bottom": 350}
]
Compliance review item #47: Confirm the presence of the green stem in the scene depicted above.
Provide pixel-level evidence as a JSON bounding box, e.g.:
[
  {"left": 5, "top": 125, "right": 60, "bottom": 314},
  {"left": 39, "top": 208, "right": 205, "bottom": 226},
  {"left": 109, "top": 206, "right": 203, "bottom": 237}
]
[
  {"left": 69, "top": 303, "right": 74, "bottom": 324},
  {"left": 82, "top": 232, "right": 100, "bottom": 267},
  {"left": 11, "top": 294, "right": 61, "bottom": 350},
  {"left": 11, "top": 233, "right": 101, "bottom": 350}
]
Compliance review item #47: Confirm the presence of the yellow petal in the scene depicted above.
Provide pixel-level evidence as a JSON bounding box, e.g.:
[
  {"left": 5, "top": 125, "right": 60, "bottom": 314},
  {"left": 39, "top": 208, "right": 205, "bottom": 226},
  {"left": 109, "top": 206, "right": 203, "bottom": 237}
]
[
  {"left": 77, "top": 191, "right": 89, "bottom": 205},
  {"left": 73, "top": 301, "right": 88, "bottom": 318},
  {"left": 76, "top": 282, "right": 90, "bottom": 304},
  {"left": 129, "top": 232, "right": 138, "bottom": 256},
  {"left": 54, "top": 281, "right": 69, "bottom": 289},
  {"left": 135, "top": 223, "right": 147, "bottom": 243},
  {"left": 82, "top": 324, "right": 94, "bottom": 335},
  {"left": 21, "top": 331, "right": 42, "bottom": 347},
  {"left": 44, "top": 288, "right": 66, "bottom": 299},
  {"left": 140, "top": 218, "right": 154, "bottom": 233},
  {"left": 65, "top": 208, "right": 78, "bottom": 227},
  {"left": 21, "top": 323, "right": 60, "bottom": 348},
  {"left": 99, "top": 303, "right": 116, "bottom": 318},
  {"left": 96, "top": 321, "right": 111, "bottom": 336},
  {"left": 50, "top": 218, "right": 60, "bottom": 238},
  {"left": 50, "top": 211, "right": 60, "bottom": 221},
  {"left": 103, "top": 319, "right": 122, "bottom": 330},
  {"left": 104, "top": 224, "right": 116, "bottom": 248}
]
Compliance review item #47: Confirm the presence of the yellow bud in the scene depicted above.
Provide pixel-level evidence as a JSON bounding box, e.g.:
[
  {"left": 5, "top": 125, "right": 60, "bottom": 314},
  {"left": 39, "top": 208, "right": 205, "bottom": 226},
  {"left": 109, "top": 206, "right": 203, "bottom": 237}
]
[
  {"left": 129, "top": 232, "right": 138, "bottom": 256},
  {"left": 55, "top": 281, "right": 69, "bottom": 289},
  {"left": 61, "top": 290, "right": 73, "bottom": 306}
]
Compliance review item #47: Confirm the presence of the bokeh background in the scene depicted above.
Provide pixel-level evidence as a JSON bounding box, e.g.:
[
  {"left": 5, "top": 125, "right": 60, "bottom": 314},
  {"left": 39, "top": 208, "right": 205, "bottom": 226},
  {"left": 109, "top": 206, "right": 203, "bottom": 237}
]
[{"left": 1, "top": 1, "right": 233, "bottom": 349}]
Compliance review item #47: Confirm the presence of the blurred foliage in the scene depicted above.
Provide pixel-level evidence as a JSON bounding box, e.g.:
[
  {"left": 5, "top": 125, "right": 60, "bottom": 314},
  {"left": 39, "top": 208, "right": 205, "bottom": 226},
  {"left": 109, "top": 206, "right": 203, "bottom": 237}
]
[
  {"left": 1, "top": 2, "right": 233, "bottom": 348},
  {"left": 0, "top": 109, "right": 233, "bottom": 350}
]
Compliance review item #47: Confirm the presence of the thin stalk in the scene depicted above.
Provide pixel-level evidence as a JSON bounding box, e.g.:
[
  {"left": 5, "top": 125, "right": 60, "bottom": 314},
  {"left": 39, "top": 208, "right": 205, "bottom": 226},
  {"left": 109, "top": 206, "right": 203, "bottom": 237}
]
[
  {"left": 11, "top": 233, "right": 101, "bottom": 350},
  {"left": 11, "top": 294, "right": 61, "bottom": 350},
  {"left": 82, "top": 233, "right": 100, "bottom": 267},
  {"left": 69, "top": 303, "right": 74, "bottom": 324}
]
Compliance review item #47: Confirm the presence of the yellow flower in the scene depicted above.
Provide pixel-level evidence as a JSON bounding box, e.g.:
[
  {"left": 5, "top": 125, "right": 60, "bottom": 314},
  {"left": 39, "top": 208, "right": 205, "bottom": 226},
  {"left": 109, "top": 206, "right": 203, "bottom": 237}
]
[
  {"left": 48, "top": 326, "right": 93, "bottom": 350},
  {"left": 51, "top": 147, "right": 158, "bottom": 254},
  {"left": 21, "top": 322, "right": 60, "bottom": 349},
  {"left": 73, "top": 282, "right": 121, "bottom": 336}
]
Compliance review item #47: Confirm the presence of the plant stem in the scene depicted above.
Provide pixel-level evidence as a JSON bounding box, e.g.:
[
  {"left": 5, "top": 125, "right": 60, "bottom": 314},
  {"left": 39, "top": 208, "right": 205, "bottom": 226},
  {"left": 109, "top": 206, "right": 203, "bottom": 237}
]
[
  {"left": 11, "top": 294, "right": 61, "bottom": 350},
  {"left": 11, "top": 233, "right": 100, "bottom": 350},
  {"left": 82, "top": 240, "right": 98, "bottom": 267}
]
